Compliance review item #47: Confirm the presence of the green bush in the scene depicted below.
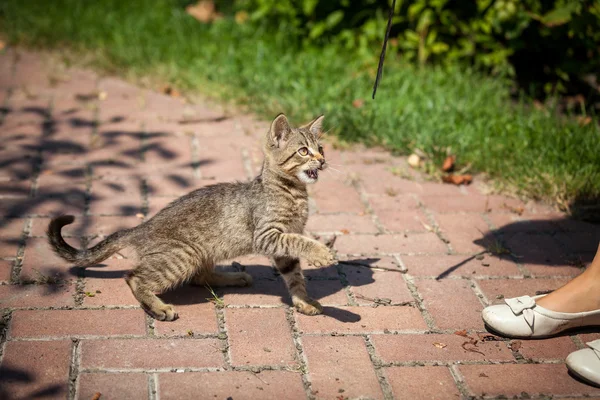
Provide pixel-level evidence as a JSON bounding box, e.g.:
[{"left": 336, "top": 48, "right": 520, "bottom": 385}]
[{"left": 232, "top": 0, "right": 600, "bottom": 97}]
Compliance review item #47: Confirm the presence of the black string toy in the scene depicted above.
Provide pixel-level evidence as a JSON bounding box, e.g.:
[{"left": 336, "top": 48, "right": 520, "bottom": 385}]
[{"left": 372, "top": 0, "right": 396, "bottom": 99}]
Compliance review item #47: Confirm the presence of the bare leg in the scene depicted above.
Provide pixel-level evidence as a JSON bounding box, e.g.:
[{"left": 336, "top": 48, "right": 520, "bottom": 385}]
[
  {"left": 273, "top": 256, "right": 322, "bottom": 315},
  {"left": 536, "top": 243, "right": 600, "bottom": 313}
]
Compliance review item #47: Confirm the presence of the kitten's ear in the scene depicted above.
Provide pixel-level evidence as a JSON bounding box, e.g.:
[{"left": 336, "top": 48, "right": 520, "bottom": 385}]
[
  {"left": 301, "top": 115, "right": 325, "bottom": 137},
  {"left": 269, "top": 113, "right": 292, "bottom": 148}
]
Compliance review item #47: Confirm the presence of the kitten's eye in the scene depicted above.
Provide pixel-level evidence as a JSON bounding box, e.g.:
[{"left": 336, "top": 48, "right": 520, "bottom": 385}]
[
  {"left": 297, "top": 147, "right": 309, "bottom": 156},
  {"left": 318, "top": 145, "right": 324, "bottom": 157}
]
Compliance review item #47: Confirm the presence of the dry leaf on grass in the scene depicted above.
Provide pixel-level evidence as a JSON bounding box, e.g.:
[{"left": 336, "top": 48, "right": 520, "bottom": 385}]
[
  {"left": 502, "top": 202, "right": 524, "bottom": 215},
  {"left": 433, "top": 342, "right": 447, "bottom": 349},
  {"left": 352, "top": 99, "right": 364, "bottom": 108},
  {"left": 161, "top": 85, "right": 180, "bottom": 97},
  {"left": 442, "top": 155, "right": 456, "bottom": 172},
  {"left": 0, "top": 40, "right": 6, "bottom": 52},
  {"left": 442, "top": 174, "right": 472, "bottom": 185},
  {"left": 235, "top": 11, "right": 249, "bottom": 24},
  {"left": 186, "top": 0, "right": 222, "bottom": 23},
  {"left": 577, "top": 116, "right": 592, "bottom": 126},
  {"left": 91, "top": 393, "right": 102, "bottom": 400}
]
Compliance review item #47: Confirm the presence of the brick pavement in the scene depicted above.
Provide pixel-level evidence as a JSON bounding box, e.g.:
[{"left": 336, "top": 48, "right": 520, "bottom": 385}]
[{"left": 1, "top": 49, "right": 600, "bottom": 399}]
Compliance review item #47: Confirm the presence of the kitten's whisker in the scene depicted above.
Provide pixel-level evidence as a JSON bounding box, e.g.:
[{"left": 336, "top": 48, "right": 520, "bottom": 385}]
[{"left": 326, "top": 166, "right": 343, "bottom": 174}]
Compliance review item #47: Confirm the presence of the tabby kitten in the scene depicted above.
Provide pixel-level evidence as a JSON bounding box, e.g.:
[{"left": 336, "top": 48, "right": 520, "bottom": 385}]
[{"left": 48, "top": 114, "right": 336, "bottom": 321}]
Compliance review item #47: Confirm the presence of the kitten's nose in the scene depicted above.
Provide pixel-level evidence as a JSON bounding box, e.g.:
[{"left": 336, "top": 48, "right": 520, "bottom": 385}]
[{"left": 319, "top": 158, "right": 325, "bottom": 167}]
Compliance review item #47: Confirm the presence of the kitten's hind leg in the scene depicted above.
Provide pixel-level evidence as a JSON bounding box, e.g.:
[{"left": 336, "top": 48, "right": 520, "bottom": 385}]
[
  {"left": 273, "top": 257, "right": 322, "bottom": 315},
  {"left": 191, "top": 267, "right": 253, "bottom": 288},
  {"left": 125, "top": 255, "right": 190, "bottom": 321}
]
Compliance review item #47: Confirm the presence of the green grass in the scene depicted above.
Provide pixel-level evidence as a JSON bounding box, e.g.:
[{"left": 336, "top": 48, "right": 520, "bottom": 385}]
[{"left": 1, "top": 0, "right": 599, "bottom": 213}]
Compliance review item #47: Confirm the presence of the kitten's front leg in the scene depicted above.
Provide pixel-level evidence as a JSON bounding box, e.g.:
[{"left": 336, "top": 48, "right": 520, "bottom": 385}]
[
  {"left": 273, "top": 256, "right": 322, "bottom": 315},
  {"left": 254, "top": 229, "right": 336, "bottom": 267}
]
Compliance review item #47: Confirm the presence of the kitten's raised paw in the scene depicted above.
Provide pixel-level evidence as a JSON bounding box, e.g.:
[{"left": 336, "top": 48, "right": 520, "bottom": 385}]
[
  {"left": 308, "top": 245, "right": 337, "bottom": 267},
  {"left": 294, "top": 298, "right": 323, "bottom": 316},
  {"left": 153, "top": 304, "right": 178, "bottom": 321}
]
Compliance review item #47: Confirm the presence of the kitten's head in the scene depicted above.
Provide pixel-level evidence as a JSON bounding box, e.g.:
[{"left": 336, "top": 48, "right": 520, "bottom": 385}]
[{"left": 265, "top": 113, "right": 327, "bottom": 184}]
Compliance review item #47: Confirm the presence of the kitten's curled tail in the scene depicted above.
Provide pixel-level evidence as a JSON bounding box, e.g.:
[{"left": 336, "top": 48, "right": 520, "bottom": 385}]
[{"left": 47, "top": 215, "right": 135, "bottom": 266}]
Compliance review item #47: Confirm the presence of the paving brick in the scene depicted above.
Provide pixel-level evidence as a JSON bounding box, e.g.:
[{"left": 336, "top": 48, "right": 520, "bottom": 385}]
[
  {"left": 487, "top": 212, "right": 559, "bottom": 234},
  {"left": 221, "top": 279, "right": 290, "bottom": 306},
  {"left": 36, "top": 166, "right": 86, "bottom": 196},
  {"left": 78, "top": 373, "right": 149, "bottom": 400},
  {"left": 341, "top": 264, "right": 413, "bottom": 305},
  {"left": 305, "top": 213, "right": 378, "bottom": 234},
  {"left": 459, "top": 363, "right": 600, "bottom": 397},
  {"left": 0, "top": 218, "right": 26, "bottom": 258},
  {"left": 555, "top": 230, "right": 600, "bottom": 254},
  {"left": 385, "top": 366, "right": 461, "bottom": 400},
  {"left": 403, "top": 254, "right": 521, "bottom": 278},
  {"left": 145, "top": 172, "right": 199, "bottom": 197},
  {"left": 303, "top": 335, "right": 384, "bottom": 400},
  {"left": 296, "top": 305, "right": 426, "bottom": 333},
  {"left": 159, "top": 371, "right": 306, "bottom": 400},
  {"left": 10, "top": 309, "right": 146, "bottom": 338},
  {"left": 504, "top": 232, "right": 570, "bottom": 267},
  {"left": 80, "top": 338, "right": 224, "bottom": 370},
  {"left": 367, "top": 193, "right": 420, "bottom": 212},
  {"left": 0, "top": 177, "right": 31, "bottom": 198},
  {"left": 0, "top": 259, "right": 13, "bottom": 282},
  {"left": 83, "top": 270, "right": 138, "bottom": 307},
  {"left": 414, "top": 278, "right": 484, "bottom": 330},
  {"left": 516, "top": 336, "right": 579, "bottom": 360},
  {"left": 524, "top": 260, "right": 585, "bottom": 277},
  {"left": 0, "top": 340, "right": 71, "bottom": 399},
  {"left": 352, "top": 164, "right": 421, "bottom": 197},
  {"left": 303, "top": 259, "right": 340, "bottom": 279},
  {"left": 335, "top": 233, "right": 447, "bottom": 255},
  {"left": 196, "top": 138, "right": 248, "bottom": 181},
  {"left": 306, "top": 279, "right": 348, "bottom": 305},
  {"left": 141, "top": 135, "right": 193, "bottom": 167},
  {"left": 434, "top": 213, "right": 492, "bottom": 253},
  {"left": 420, "top": 194, "right": 487, "bottom": 213},
  {"left": 376, "top": 209, "right": 432, "bottom": 232},
  {"left": 372, "top": 333, "right": 513, "bottom": 363},
  {"left": 20, "top": 237, "right": 75, "bottom": 282},
  {"left": 310, "top": 178, "right": 365, "bottom": 214},
  {"left": 477, "top": 277, "right": 570, "bottom": 304},
  {"left": 0, "top": 282, "right": 75, "bottom": 308},
  {"left": 226, "top": 308, "right": 296, "bottom": 366},
  {"left": 155, "top": 286, "right": 219, "bottom": 336},
  {"left": 89, "top": 177, "right": 143, "bottom": 216}
]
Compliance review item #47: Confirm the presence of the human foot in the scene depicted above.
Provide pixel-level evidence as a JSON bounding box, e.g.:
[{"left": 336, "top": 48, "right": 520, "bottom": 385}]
[
  {"left": 536, "top": 244, "right": 600, "bottom": 313},
  {"left": 536, "top": 270, "right": 600, "bottom": 313}
]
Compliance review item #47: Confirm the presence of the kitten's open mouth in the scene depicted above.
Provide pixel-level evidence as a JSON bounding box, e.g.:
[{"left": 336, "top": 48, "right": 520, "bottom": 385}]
[{"left": 305, "top": 169, "right": 319, "bottom": 180}]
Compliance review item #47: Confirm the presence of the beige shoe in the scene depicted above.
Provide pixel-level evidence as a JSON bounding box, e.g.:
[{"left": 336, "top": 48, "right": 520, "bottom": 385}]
[
  {"left": 482, "top": 295, "right": 600, "bottom": 338},
  {"left": 566, "top": 340, "right": 600, "bottom": 387}
]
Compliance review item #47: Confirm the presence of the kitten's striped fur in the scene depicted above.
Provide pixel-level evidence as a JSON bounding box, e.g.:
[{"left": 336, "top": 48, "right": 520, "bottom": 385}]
[{"left": 47, "top": 114, "right": 336, "bottom": 320}]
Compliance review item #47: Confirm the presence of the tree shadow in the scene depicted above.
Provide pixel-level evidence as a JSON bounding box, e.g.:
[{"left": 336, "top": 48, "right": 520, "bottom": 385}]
[
  {"left": 0, "top": 366, "right": 64, "bottom": 400},
  {"left": 0, "top": 94, "right": 214, "bottom": 227}
]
